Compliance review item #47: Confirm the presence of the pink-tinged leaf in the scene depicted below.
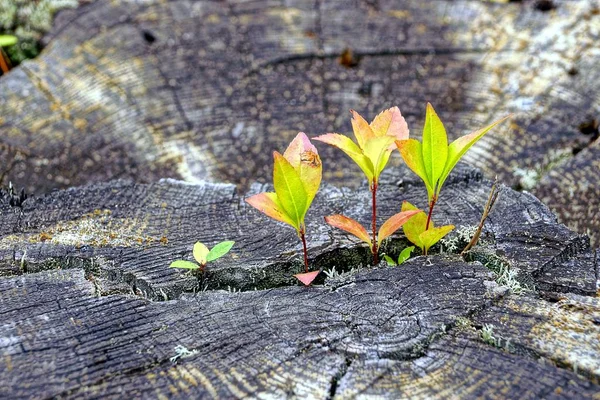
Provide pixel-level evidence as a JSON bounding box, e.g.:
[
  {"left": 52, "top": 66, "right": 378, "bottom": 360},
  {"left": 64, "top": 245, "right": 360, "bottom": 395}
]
[
  {"left": 314, "top": 133, "right": 374, "bottom": 182},
  {"left": 377, "top": 209, "right": 420, "bottom": 246},
  {"left": 273, "top": 151, "right": 307, "bottom": 229},
  {"left": 421, "top": 103, "right": 448, "bottom": 193},
  {"left": 324, "top": 214, "right": 371, "bottom": 245},
  {"left": 396, "top": 139, "right": 434, "bottom": 200},
  {"left": 370, "top": 106, "right": 409, "bottom": 141},
  {"left": 294, "top": 270, "right": 320, "bottom": 286},
  {"left": 283, "top": 132, "right": 318, "bottom": 170},
  {"left": 401, "top": 201, "right": 428, "bottom": 250},
  {"left": 419, "top": 225, "right": 455, "bottom": 254},
  {"left": 350, "top": 109, "right": 375, "bottom": 149},
  {"left": 438, "top": 115, "right": 511, "bottom": 194},
  {"left": 363, "top": 136, "right": 396, "bottom": 179},
  {"left": 246, "top": 192, "right": 297, "bottom": 229},
  {"left": 193, "top": 242, "right": 209, "bottom": 265}
]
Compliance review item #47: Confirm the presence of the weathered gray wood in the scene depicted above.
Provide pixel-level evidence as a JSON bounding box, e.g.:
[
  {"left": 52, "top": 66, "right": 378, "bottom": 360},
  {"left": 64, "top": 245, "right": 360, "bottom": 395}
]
[
  {"left": 0, "top": 0, "right": 599, "bottom": 245},
  {"left": 0, "top": 165, "right": 598, "bottom": 398}
]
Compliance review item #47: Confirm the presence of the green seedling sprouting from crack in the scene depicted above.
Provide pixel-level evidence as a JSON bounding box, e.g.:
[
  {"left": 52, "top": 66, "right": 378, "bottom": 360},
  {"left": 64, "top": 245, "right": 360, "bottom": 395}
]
[{"left": 170, "top": 240, "right": 235, "bottom": 278}]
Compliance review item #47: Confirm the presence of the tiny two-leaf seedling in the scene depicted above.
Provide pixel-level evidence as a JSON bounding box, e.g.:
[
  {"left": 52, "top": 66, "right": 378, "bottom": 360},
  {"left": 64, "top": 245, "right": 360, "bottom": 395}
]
[
  {"left": 246, "top": 132, "right": 322, "bottom": 286},
  {"left": 170, "top": 240, "right": 235, "bottom": 277},
  {"left": 384, "top": 245, "right": 415, "bottom": 266},
  {"left": 396, "top": 103, "right": 510, "bottom": 230},
  {"left": 401, "top": 201, "right": 454, "bottom": 256},
  {"left": 314, "top": 107, "right": 417, "bottom": 264}
]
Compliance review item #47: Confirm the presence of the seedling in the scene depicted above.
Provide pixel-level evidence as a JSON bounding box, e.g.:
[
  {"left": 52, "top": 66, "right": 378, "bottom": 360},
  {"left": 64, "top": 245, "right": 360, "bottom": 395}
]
[
  {"left": 246, "top": 132, "right": 322, "bottom": 286},
  {"left": 314, "top": 107, "right": 417, "bottom": 264},
  {"left": 401, "top": 201, "right": 454, "bottom": 256},
  {"left": 383, "top": 246, "right": 415, "bottom": 266},
  {"left": 396, "top": 103, "right": 509, "bottom": 230},
  {"left": 170, "top": 240, "right": 235, "bottom": 277}
]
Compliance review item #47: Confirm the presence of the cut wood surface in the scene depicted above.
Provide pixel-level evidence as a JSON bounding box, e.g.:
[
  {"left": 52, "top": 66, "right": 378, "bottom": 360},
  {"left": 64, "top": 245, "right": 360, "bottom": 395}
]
[
  {"left": 0, "top": 165, "right": 598, "bottom": 398},
  {"left": 0, "top": 0, "right": 599, "bottom": 246}
]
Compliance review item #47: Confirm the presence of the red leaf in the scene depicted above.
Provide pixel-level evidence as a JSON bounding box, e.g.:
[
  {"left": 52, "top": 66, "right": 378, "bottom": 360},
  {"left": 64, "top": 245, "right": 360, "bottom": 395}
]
[
  {"left": 294, "top": 271, "right": 320, "bottom": 286},
  {"left": 324, "top": 214, "right": 371, "bottom": 245},
  {"left": 377, "top": 209, "right": 420, "bottom": 246}
]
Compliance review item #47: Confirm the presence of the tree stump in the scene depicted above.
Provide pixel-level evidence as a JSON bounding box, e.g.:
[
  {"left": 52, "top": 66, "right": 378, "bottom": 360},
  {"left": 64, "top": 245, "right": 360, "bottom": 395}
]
[
  {"left": 0, "top": 165, "right": 598, "bottom": 398},
  {"left": 0, "top": 0, "right": 599, "bottom": 245}
]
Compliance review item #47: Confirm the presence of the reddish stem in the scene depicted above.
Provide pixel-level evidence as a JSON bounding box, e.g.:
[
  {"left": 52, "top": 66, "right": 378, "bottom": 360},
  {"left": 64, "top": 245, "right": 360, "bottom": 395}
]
[
  {"left": 425, "top": 194, "right": 437, "bottom": 231},
  {"left": 371, "top": 179, "right": 378, "bottom": 265},
  {"left": 300, "top": 229, "right": 309, "bottom": 273},
  {"left": 0, "top": 49, "right": 10, "bottom": 74}
]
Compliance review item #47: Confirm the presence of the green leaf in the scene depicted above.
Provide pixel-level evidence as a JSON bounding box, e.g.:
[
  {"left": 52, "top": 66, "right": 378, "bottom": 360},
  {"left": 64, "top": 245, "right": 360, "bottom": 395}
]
[
  {"left": 377, "top": 209, "right": 419, "bottom": 246},
  {"left": 246, "top": 192, "right": 297, "bottom": 228},
  {"left": 273, "top": 151, "right": 307, "bottom": 229},
  {"left": 313, "top": 133, "right": 374, "bottom": 182},
  {"left": 419, "top": 225, "right": 455, "bottom": 254},
  {"left": 324, "top": 214, "right": 371, "bottom": 245},
  {"left": 401, "top": 201, "right": 428, "bottom": 250},
  {"left": 193, "top": 242, "right": 209, "bottom": 265},
  {"left": 169, "top": 260, "right": 200, "bottom": 270},
  {"left": 421, "top": 103, "right": 448, "bottom": 193},
  {"left": 283, "top": 133, "right": 322, "bottom": 212},
  {"left": 207, "top": 241, "right": 235, "bottom": 262},
  {"left": 438, "top": 115, "right": 511, "bottom": 194},
  {"left": 397, "top": 246, "right": 415, "bottom": 265},
  {"left": 384, "top": 255, "right": 397, "bottom": 266},
  {"left": 0, "top": 35, "right": 18, "bottom": 47},
  {"left": 396, "top": 139, "right": 434, "bottom": 200}
]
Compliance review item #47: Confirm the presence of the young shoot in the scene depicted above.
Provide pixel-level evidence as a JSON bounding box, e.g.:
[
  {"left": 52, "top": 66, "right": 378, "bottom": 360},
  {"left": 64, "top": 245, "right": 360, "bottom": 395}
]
[
  {"left": 246, "top": 132, "right": 322, "bottom": 286},
  {"left": 384, "top": 245, "right": 415, "bottom": 266},
  {"left": 401, "top": 201, "right": 454, "bottom": 256},
  {"left": 396, "top": 103, "right": 510, "bottom": 230},
  {"left": 314, "top": 107, "right": 417, "bottom": 264},
  {"left": 170, "top": 240, "right": 235, "bottom": 277}
]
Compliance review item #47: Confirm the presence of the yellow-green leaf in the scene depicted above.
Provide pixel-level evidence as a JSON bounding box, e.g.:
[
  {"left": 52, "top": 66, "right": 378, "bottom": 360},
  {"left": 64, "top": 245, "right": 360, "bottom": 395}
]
[
  {"left": 207, "top": 241, "right": 235, "bottom": 262},
  {"left": 396, "top": 139, "right": 434, "bottom": 199},
  {"left": 377, "top": 209, "right": 419, "bottom": 246},
  {"left": 438, "top": 115, "right": 511, "bottom": 194},
  {"left": 324, "top": 214, "right": 371, "bottom": 245},
  {"left": 273, "top": 151, "right": 307, "bottom": 228},
  {"left": 246, "top": 192, "right": 297, "bottom": 229},
  {"left": 283, "top": 132, "right": 322, "bottom": 213},
  {"left": 370, "top": 106, "right": 409, "bottom": 140},
  {"left": 400, "top": 201, "right": 428, "bottom": 250},
  {"left": 421, "top": 103, "right": 448, "bottom": 192},
  {"left": 313, "top": 133, "right": 374, "bottom": 182},
  {"left": 170, "top": 260, "right": 200, "bottom": 270},
  {"left": 193, "top": 242, "right": 209, "bottom": 265},
  {"left": 419, "top": 225, "right": 455, "bottom": 254},
  {"left": 350, "top": 109, "right": 375, "bottom": 148},
  {"left": 363, "top": 136, "right": 396, "bottom": 180},
  {"left": 397, "top": 246, "right": 415, "bottom": 265},
  {"left": 0, "top": 35, "right": 18, "bottom": 47}
]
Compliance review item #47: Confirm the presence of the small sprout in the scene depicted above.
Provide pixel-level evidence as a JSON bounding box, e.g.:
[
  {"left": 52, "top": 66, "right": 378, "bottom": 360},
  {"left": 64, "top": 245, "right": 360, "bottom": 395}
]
[
  {"left": 396, "top": 103, "right": 510, "bottom": 230},
  {"left": 384, "top": 246, "right": 415, "bottom": 266},
  {"left": 170, "top": 240, "right": 235, "bottom": 276},
  {"left": 401, "top": 201, "right": 454, "bottom": 256},
  {"left": 315, "top": 107, "right": 417, "bottom": 264},
  {"left": 246, "top": 132, "right": 322, "bottom": 286}
]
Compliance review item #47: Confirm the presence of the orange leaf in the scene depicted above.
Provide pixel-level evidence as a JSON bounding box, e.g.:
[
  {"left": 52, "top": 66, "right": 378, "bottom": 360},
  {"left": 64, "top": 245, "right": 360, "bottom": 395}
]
[
  {"left": 294, "top": 270, "right": 320, "bottom": 286},
  {"left": 324, "top": 214, "right": 371, "bottom": 245},
  {"left": 350, "top": 109, "right": 375, "bottom": 148},
  {"left": 246, "top": 192, "right": 297, "bottom": 229},
  {"left": 370, "top": 106, "right": 409, "bottom": 141},
  {"left": 377, "top": 209, "right": 420, "bottom": 246}
]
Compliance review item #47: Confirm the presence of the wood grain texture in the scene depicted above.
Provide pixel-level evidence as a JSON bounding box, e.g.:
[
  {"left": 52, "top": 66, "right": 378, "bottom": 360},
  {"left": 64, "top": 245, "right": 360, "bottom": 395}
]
[
  {"left": 0, "top": 0, "right": 599, "bottom": 245},
  {"left": 0, "top": 165, "right": 598, "bottom": 398}
]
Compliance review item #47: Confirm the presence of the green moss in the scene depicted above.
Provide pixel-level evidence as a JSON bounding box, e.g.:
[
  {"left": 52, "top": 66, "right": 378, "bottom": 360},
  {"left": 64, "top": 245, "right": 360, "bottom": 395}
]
[{"left": 0, "top": 0, "right": 78, "bottom": 66}]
